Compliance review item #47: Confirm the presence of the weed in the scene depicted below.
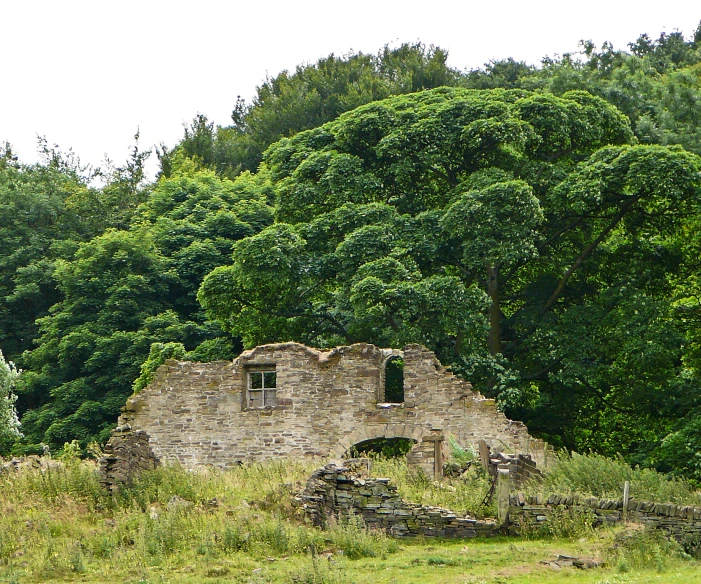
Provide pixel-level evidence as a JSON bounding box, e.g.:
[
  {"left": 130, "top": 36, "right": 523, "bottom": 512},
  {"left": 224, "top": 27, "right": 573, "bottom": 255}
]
[
  {"left": 68, "top": 542, "right": 86, "bottom": 573},
  {"left": 426, "top": 556, "right": 461, "bottom": 566},
  {"left": 448, "top": 436, "right": 477, "bottom": 467},
  {"left": 289, "top": 561, "right": 344, "bottom": 584},
  {"left": 536, "top": 452, "right": 701, "bottom": 505},
  {"left": 326, "top": 514, "right": 397, "bottom": 559},
  {"left": 605, "top": 528, "right": 690, "bottom": 572},
  {"left": 680, "top": 531, "right": 701, "bottom": 558},
  {"left": 517, "top": 505, "right": 596, "bottom": 539},
  {"left": 371, "top": 455, "right": 495, "bottom": 518}
]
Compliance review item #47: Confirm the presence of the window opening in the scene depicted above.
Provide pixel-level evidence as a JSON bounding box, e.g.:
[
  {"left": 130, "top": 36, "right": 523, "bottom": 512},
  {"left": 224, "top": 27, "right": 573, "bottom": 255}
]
[
  {"left": 384, "top": 357, "right": 404, "bottom": 403},
  {"left": 248, "top": 370, "right": 277, "bottom": 408}
]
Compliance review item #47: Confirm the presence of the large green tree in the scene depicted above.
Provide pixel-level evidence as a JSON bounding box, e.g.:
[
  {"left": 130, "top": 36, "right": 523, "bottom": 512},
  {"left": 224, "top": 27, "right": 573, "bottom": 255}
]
[
  {"left": 465, "top": 25, "right": 701, "bottom": 157},
  {"left": 199, "top": 87, "right": 701, "bottom": 459},
  {"left": 16, "top": 166, "right": 274, "bottom": 450},
  {"left": 159, "top": 43, "right": 461, "bottom": 178},
  {"left": 0, "top": 139, "right": 151, "bottom": 364}
]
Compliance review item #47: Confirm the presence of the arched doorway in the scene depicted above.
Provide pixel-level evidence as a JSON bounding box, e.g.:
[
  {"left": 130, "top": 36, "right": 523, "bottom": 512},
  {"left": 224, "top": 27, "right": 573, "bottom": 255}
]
[{"left": 348, "top": 437, "right": 416, "bottom": 458}]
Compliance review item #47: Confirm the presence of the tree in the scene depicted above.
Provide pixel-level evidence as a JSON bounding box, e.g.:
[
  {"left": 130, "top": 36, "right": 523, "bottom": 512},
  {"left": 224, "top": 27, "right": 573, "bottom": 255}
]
[
  {"left": 0, "top": 147, "right": 99, "bottom": 362},
  {"left": 15, "top": 166, "right": 274, "bottom": 451},
  {"left": 463, "top": 26, "right": 701, "bottom": 158},
  {"left": 199, "top": 87, "right": 701, "bottom": 459},
  {"left": 0, "top": 349, "right": 21, "bottom": 453},
  {"left": 159, "top": 43, "right": 461, "bottom": 179},
  {"left": 0, "top": 136, "right": 153, "bottom": 366}
]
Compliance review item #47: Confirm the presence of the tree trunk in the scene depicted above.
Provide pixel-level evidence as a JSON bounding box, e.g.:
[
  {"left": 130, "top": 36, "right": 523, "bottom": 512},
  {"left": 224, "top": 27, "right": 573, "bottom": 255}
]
[{"left": 487, "top": 266, "right": 501, "bottom": 355}]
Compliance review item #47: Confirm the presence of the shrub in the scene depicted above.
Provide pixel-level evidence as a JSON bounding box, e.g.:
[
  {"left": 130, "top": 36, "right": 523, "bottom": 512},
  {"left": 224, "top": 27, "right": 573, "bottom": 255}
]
[
  {"left": 0, "top": 349, "right": 21, "bottom": 454},
  {"left": 326, "top": 514, "right": 397, "bottom": 559},
  {"left": 449, "top": 436, "right": 477, "bottom": 467}
]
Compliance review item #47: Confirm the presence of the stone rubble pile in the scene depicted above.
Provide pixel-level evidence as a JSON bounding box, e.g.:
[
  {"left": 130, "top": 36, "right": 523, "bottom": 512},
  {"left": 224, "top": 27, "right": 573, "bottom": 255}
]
[{"left": 0, "top": 455, "right": 62, "bottom": 474}]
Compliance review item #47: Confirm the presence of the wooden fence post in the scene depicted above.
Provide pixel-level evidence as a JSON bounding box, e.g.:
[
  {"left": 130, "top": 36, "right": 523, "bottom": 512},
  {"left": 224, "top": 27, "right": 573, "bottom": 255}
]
[{"left": 622, "top": 480, "right": 630, "bottom": 521}]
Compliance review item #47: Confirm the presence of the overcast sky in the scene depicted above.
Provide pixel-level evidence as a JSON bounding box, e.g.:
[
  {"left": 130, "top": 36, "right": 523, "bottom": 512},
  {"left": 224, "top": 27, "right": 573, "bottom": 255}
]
[{"left": 2, "top": 1, "right": 699, "bottom": 178}]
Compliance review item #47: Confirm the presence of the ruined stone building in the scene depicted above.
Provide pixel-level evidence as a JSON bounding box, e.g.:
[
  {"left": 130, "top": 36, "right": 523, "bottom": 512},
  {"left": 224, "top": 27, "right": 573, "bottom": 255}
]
[{"left": 101, "top": 342, "right": 550, "bottom": 488}]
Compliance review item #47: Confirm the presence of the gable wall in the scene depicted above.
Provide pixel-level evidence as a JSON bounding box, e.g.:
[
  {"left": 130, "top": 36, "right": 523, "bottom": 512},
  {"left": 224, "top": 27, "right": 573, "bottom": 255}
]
[{"left": 114, "top": 342, "right": 550, "bottom": 472}]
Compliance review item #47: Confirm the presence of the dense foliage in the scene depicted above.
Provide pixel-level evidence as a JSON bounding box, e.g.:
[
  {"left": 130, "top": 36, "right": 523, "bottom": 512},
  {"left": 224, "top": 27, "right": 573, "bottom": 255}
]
[
  {"left": 3, "top": 29, "right": 701, "bottom": 486},
  {"left": 158, "top": 43, "right": 460, "bottom": 179},
  {"left": 199, "top": 87, "right": 701, "bottom": 466}
]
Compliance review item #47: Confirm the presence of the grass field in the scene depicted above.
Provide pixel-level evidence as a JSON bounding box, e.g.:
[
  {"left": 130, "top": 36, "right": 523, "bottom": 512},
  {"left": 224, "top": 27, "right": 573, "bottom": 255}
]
[{"left": 1, "top": 454, "right": 700, "bottom": 583}]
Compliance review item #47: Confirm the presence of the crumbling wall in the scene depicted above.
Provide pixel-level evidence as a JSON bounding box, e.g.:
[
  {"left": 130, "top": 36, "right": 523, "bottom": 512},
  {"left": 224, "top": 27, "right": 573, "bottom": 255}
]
[
  {"left": 99, "top": 428, "right": 159, "bottom": 493},
  {"left": 399, "top": 345, "right": 550, "bottom": 465},
  {"left": 102, "top": 342, "right": 550, "bottom": 484},
  {"left": 487, "top": 451, "right": 543, "bottom": 489},
  {"left": 303, "top": 464, "right": 701, "bottom": 543},
  {"left": 302, "top": 463, "right": 497, "bottom": 538}
]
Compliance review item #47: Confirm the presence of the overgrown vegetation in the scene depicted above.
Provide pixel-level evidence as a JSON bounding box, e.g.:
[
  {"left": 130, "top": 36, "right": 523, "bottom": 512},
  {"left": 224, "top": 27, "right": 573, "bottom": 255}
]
[
  {"left": 605, "top": 528, "right": 693, "bottom": 574},
  {"left": 371, "top": 456, "right": 495, "bottom": 517},
  {"left": 2, "top": 25, "right": 701, "bottom": 490},
  {"left": 0, "top": 458, "right": 399, "bottom": 581},
  {"left": 530, "top": 452, "right": 701, "bottom": 505},
  {"left": 1, "top": 455, "right": 700, "bottom": 583}
]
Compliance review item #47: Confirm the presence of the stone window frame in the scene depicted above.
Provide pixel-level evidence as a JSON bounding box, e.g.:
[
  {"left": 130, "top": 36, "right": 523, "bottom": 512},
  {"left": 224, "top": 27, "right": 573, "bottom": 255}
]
[
  {"left": 379, "top": 350, "right": 405, "bottom": 405},
  {"left": 245, "top": 365, "right": 277, "bottom": 409}
]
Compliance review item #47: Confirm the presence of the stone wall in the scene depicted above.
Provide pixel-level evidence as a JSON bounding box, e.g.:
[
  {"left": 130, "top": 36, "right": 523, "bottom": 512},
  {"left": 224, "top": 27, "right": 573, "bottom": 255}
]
[
  {"left": 99, "top": 428, "right": 160, "bottom": 493},
  {"left": 102, "top": 342, "right": 550, "bottom": 487},
  {"left": 491, "top": 452, "right": 542, "bottom": 489},
  {"left": 302, "top": 462, "right": 497, "bottom": 538},
  {"left": 303, "top": 464, "right": 701, "bottom": 543},
  {"left": 509, "top": 493, "right": 701, "bottom": 541}
]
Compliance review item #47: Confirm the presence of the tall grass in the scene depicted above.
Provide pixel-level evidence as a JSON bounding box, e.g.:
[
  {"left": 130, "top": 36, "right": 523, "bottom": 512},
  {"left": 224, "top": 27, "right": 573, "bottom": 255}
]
[
  {"left": 0, "top": 458, "right": 399, "bottom": 582},
  {"left": 605, "top": 528, "right": 691, "bottom": 573},
  {"left": 534, "top": 452, "right": 701, "bottom": 505},
  {"left": 370, "top": 456, "right": 495, "bottom": 518}
]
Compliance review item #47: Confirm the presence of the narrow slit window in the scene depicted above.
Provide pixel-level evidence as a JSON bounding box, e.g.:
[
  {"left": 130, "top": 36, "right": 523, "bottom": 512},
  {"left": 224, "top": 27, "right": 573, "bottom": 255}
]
[
  {"left": 384, "top": 357, "right": 404, "bottom": 403},
  {"left": 248, "top": 369, "right": 276, "bottom": 408}
]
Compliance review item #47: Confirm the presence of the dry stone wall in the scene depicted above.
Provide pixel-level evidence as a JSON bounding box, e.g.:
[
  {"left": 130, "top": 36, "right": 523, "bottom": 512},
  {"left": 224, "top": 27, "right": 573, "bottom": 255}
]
[
  {"left": 102, "top": 342, "right": 550, "bottom": 489},
  {"left": 509, "top": 493, "right": 701, "bottom": 541},
  {"left": 490, "top": 452, "right": 542, "bottom": 488},
  {"left": 303, "top": 462, "right": 497, "bottom": 538},
  {"left": 303, "top": 464, "right": 701, "bottom": 543}
]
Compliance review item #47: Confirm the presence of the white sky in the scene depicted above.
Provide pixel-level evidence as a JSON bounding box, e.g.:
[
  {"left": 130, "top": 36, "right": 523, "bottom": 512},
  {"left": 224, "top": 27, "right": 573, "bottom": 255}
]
[{"left": 1, "top": 1, "right": 699, "bottom": 178}]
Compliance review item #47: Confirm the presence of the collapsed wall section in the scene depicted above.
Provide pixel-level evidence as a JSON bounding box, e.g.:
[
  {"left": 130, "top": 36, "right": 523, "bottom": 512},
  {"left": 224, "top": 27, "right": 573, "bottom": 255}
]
[
  {"left": 401, "top": 345, "right": 551, "bottom": 468},
  {"left": 303, "top": 463, "right": 497, "bottom": 538}
]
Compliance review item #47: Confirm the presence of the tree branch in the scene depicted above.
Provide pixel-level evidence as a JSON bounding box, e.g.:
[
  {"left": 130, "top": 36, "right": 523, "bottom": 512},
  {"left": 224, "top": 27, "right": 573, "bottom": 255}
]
[{"left": 542, "top": 199, "right": 637, "bottom": 313}]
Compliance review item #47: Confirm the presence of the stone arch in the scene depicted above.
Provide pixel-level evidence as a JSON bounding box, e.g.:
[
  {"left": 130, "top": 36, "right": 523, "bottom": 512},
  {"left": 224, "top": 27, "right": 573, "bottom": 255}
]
[{"left": 328, "top": 423, "right": 427, "bottom": 459}]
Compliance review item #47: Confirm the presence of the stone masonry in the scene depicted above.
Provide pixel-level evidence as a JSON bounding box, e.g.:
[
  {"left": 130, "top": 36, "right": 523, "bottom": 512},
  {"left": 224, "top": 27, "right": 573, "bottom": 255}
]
[
  {"left": 98, "top": 428, "right": 160, "bottom": 493},
  {"left": 509, "top": 492, "right": 701, "bottom": 542},
  {"left": 302, "top": 463, "right": 701, "bottom": 543},
  {"left": 303, "top": 462, "right": 497, "bottom": 538},
  {"left": 101, "top": 342, "right": 550, "bottom": 489}
]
